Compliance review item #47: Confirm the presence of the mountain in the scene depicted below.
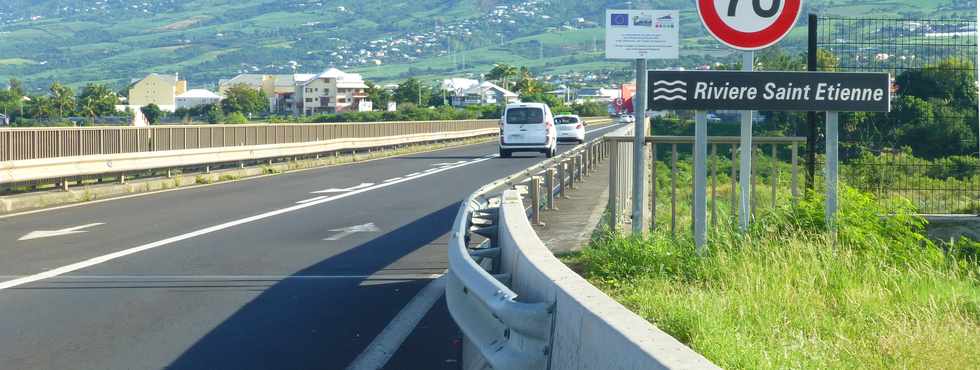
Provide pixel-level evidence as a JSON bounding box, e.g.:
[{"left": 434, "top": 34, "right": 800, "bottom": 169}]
[{"left": 0, "top": 0, "right": 973, "bottom": 92}]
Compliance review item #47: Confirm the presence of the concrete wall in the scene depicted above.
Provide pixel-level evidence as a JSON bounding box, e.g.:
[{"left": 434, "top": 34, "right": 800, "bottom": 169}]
[{"left": 497, "top": 190, "right": 719, "bottom": 370}]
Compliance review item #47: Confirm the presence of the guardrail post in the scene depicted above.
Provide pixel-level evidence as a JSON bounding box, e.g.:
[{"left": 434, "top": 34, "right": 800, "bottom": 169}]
[
  {"left": 576, "top": 154, "right": 584, "bottom": 182},
  {"left": 545, "top": 168, "right": 556, "bottom": 210},
  {"left": 60, "top": 178, "right": 68, "bottom": 192},
  {"left": 530, "top": 176, "right": 543, "bottom": 226},
  {"left": 565, "top": 159, "right": 575, "bottom": 191},
  {"left": 120, "top": 174, "right": 126, "bottom": 184}
]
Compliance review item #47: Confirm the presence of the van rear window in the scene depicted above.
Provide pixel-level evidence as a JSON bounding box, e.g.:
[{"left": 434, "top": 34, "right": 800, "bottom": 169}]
[
  {"left": 505, "top": 108, "right": 544, "bottom": 125},
  {"left": 555, "top": 117, "right": 579, "bottom": 125}
]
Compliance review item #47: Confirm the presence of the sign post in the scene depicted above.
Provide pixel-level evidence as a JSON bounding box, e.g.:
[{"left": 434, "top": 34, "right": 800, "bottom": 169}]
[
  {"left": 739, "top": 52, "right": 754, "bottom": 230},
  {"left": 695, "top": 0, "right": 804, "bottom": 239},
  {"left": 825, "top": 111, "right": 839, "bottom": 230},
  {"left": 606, "top": 9, "right": 679, "bottom": 235},
  {"left": 693, "top": 111, "right": 708, "bottom": 253}
]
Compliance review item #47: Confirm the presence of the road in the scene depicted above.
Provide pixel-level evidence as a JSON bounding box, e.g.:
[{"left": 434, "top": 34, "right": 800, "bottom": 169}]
[{"left": 0, "top": 121, "right": 623, "bottom": 370}]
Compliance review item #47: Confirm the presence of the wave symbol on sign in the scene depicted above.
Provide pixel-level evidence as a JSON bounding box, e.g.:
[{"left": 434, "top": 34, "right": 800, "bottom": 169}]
[{"left": 652, "top": 80, "right": 687, "bottom": 101}]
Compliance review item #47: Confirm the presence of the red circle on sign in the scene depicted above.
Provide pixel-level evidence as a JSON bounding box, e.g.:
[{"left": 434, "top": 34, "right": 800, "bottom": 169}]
[{"left": 697, "top": 0, "right": 803, "bottom": 50}]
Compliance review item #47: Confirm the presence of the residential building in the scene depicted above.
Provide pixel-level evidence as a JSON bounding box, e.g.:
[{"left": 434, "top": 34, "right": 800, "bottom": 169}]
[
  {"left": 127, "top": 73, "right": 187, "bottom": 112},
  {"left": 576, "top": 88, "right": 621, "bottom": 103},
  {"left": 176, "top": 89, "right": 223, "bottom": 110},
  {"left": 456, "top": 81, "right": 519, "bottom": 106},
  {"left": 294, "top": 68, "right": 369, "bottom": 115},
  {"left": 219, "top": 73, "right": 316, "bottom": 114}
]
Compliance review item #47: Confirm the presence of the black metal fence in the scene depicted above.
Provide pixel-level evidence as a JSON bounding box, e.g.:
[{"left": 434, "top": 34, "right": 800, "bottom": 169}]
[{"left": 809, "top": 15, "right": 979, "bottom": 214}]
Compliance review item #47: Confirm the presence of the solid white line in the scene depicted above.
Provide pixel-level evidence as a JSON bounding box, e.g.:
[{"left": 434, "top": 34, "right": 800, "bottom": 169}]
[
  {"left": 0, "top": 157, "right": 493, "bottom": 291},
  {"left": 383, "top": 177, "right": 403, "bottom": 183},
  {"left": 345, "top": 275, "right": 447, "bottom": 370},
  {"left": 296, "top": 196, "right": 328, "bottom": 204},
  {"left": 404, "top": 172, "right": 422, "bottom": 177}
]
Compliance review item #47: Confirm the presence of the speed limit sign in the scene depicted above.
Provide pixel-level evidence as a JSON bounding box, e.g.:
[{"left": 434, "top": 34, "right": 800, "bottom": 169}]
[{"left": 697, "top": 0, "right": 803, "bottom": 50}]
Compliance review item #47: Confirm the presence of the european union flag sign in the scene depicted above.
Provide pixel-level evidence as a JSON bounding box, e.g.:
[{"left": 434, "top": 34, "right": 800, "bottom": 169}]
[{"left": 610, "top": 13, "right": 629, "bottom": 26}]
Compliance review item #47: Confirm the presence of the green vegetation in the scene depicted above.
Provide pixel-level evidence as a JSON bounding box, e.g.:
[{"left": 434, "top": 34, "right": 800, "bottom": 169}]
[{"left": 566, "top": 186, "right": 980, "bottom": 369}]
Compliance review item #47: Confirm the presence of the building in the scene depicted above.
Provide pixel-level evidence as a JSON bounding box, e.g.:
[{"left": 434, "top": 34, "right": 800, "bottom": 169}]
[
  {"left": 456, "top": 81, "right": 519, "bottom": 106},
  {"left": 176, "top": 89, "right": 223, "bottom": 110},
  {"left": 294, "top": 68, "right": 369, "bottom": 115},
  {"left": 441, "top": 78, "right": 480, "bottom": 106},
  {"left": 127, "top": 73, "right": 187, "bottom": 112},
  {"left": 576, "top": 88, "right": 621, "bottom": 103}
]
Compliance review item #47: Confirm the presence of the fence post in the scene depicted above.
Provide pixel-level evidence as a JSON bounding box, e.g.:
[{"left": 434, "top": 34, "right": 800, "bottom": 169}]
[
  {"left": 771, "top": 144, "right": 778, "bottom": 209},
  {"left": 546, "top": 168, "right": 557, "bottom": 210},
  {"left": 651, "top": 142, "right": 658, "bottom": 229},
  {"left": 558, "top": 160, "right": 567, "bottom": 198},
  {"left": 671, "top": 143, "right": 678, "bottom": 237},
  {"left": 791, "top": 141, "right": 799, "bottom": 204},
  {"left": 531, "top": 176, "right": 543, "bottom": 226}
]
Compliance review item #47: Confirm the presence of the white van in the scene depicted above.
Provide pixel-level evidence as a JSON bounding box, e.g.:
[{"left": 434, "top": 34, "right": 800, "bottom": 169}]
[{"left": 499, "top": 102, "right": 557, "bottom": 158}]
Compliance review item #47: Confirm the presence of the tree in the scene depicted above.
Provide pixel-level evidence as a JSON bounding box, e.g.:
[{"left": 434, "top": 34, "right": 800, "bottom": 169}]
[
  {"left": 896, "top": 58, "right": 977, "bottom": 109},
  {"left": 394, "top": 78, "right": 431, "bottom": 106},
  {"left": 205, "top": 104, "right": 224, "bottom": 124},
  {"left": 141, "top": 103, "right": 162, "bottom": 124},
  {"left": 365, "top": 81, "right": 392, "bottom": 110},
  {"left": 49, "top": 82, "right": 75, "bottom": 118},
  {"left": 25, "top": 95, "right": 56, "bottom": 120},
  {"left": 224, "top": 111, "right": 248, "bottom": 124},
  {"left": 521, "top": 92, "right": 564, "bottom": 110},
  {"left": 78, "top": 84, "right": 118, "bottom": 120},
  {"left": 221, "top": 84, "right": 268, "bottom": 115},
  {"left": 487, "top": 64, "right": 518, "bottom": 90}
]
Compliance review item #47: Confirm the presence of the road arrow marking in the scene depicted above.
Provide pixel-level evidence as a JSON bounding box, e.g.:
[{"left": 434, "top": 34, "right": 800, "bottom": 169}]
[
  {"left": 18, "top": 223, "right": 105, "bottom": 241},
  {"left": 296, "top": 196, "right": 328, "bottom": 204},
  {"left": 311, "top": 183, "right": 374, "bottom": 194},
  {"left": 324, "top": 223, "right": 380, "bottom": 241}
]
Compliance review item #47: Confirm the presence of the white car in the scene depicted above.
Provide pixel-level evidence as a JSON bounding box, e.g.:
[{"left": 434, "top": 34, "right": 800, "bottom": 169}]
[
  {"left": 555, "top": 114, "right": 585, "bottom": 144},
  {"left": 616, "top": 114, "right": 635, "bottom": 124},
  {"left": 499, "top": 102, "right": 557, "bottom": 158}
]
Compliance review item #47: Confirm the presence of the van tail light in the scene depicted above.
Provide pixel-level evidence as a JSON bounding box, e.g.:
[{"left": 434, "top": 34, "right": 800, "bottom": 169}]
[{"left": 576, "top": 124, "right": 583, "bottom": 129}]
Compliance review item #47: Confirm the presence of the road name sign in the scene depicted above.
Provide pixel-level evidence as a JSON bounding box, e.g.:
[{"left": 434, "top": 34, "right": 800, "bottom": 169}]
[
  {"left": 647, "top": 71, "right": 891, "bottom": 112},
  {"left": 605, "top": 9, "right": 679, "bottom": 59},
  {"left": 697, "top": 0, "right": 803, "bottom": 50}
]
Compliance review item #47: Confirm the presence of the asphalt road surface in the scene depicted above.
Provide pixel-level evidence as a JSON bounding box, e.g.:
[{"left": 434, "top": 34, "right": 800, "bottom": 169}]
[{"left": 0, "top": 121, "right": 624, "bottom": 370}]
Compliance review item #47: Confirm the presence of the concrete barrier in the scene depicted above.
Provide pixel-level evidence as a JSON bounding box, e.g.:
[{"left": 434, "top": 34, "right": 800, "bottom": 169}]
[
  {"left": 1, "top": 128, "right": 496, "bottom": 184},
  {"left": 493, "top": 190, "right": 719, "bottom": 370}
]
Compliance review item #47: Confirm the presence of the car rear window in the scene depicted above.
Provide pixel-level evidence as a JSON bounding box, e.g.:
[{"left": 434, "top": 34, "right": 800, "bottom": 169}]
[
  {"left": 555, "top": 117, "right": 579, "bottom": 125},
  {"left": 505, "top": 108, "right": 544, "bottom": 125}
]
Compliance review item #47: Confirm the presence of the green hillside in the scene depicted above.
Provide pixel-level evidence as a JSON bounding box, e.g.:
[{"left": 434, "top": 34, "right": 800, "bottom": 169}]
[{"left": 0, "top": 0, "right": 972, "bottom": 91}]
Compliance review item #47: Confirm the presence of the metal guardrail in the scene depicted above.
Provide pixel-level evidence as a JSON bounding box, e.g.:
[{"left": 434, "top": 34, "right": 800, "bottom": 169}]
[
  {"left": 0, "top": 120, "right": 498, "bottom": 162},
  {"left": 606, "top": 135, "right": 807, "bottom": 233},
  {"left": 447, "top": 132, "right": 611, "bottom": 369}
]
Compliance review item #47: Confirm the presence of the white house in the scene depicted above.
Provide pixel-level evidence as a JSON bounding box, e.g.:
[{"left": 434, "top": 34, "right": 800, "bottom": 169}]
[
  {"left": 176, "top": 89, "right": 223, "bottom": 110},
  {"left": 455, "top": 81, "right": 519, "bottom": 107},
  {"left": 294, "top": 68, "right": 369, "bottom": 115}
]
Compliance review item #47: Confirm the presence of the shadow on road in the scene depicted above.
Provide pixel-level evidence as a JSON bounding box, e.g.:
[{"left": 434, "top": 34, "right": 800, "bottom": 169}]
[{"left": 166, "top": 204, "right": 463, "bottom": 370}]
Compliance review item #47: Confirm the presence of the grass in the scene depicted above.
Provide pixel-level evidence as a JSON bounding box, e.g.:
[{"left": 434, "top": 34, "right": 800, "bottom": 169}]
[{"left": 565, "top": 175, "right": 980, "bottom": 369}]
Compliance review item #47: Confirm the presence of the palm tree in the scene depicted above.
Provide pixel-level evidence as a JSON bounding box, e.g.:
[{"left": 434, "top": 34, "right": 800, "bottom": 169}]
[
  {"left": 487, "top": 64, "right": 518, "bottom": 90},
  {"left": 49, "top": 82, "right": 75, "bottom": 118}
]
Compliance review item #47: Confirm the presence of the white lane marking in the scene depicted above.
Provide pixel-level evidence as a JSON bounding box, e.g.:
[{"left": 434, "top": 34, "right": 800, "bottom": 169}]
[
  {"left": 383, "top": 177, "right": 403, "bottom": 183},
  {"left": 296, "top": 196, "right": 328, "bottom": 204},
  {"left": 0, "top": 157, "right": 494, "bottom": 291},
  {"left": 345, "top": 275, "right": 447, "bottom": 370},
  {"left": 18, "top": 223, "right": 106, "bottom": 241},
  {"left": 430, "top": 162, "right": 455, "bottom": 167},
  {"left": 324, "top": 223, "right": 381, "bottom": 241},
  {"left": 311, "top": 182, "right": 375, "bottom": 194},
  {"left": 404, "top": 172, "right": 421, "bottom": 177}
]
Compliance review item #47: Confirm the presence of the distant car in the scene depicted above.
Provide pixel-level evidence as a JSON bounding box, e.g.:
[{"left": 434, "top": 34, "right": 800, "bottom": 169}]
[
  {"left": 706, "top": 113, "right": 722, "bottom": 123},
  {"left": 555, "top": 114, "right": 585, "bottom": 144},
  {"left": 499, "top": 102, "right": 557, "bottom": 158},
  {"left": 617, "top": 114, "right": 635, "bottom": 124}
]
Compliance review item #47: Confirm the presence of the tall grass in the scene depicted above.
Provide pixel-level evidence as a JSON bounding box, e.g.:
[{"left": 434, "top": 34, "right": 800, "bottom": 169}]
[{"left": 568, "top": 188, "right": 980, "bottom": 369}]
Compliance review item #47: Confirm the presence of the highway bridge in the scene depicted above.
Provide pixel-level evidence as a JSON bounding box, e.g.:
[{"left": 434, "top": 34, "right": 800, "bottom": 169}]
[{"left": 0, "top": 120, "right": 628, "bottom": 369}]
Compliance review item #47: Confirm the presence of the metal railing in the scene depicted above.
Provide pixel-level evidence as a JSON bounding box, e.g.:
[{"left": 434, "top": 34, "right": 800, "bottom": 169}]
[
  {"left": 606, "top": 135, "right": 807, "bottom": 233},
  {"left": 0, "top": 120, "right": 498, "bottom": 162},
  {"left": 447, "top": 135, "right": 611, "bottom": 370}
]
